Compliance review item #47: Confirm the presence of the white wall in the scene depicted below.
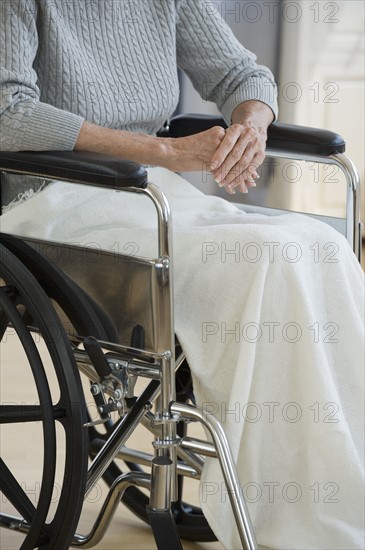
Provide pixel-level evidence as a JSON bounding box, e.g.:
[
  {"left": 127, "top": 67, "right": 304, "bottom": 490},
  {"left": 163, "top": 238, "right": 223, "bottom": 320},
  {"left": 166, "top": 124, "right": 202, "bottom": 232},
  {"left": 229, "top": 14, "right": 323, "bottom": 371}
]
[{"left": 274, "top": 0, "right": 364, "bottom": 220}]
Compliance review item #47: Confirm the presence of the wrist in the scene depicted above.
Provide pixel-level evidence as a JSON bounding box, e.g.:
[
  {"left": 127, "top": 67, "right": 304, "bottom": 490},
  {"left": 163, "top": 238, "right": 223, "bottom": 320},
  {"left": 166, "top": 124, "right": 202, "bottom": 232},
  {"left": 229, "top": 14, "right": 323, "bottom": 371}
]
[
  {"left": 154, "top": 137, "right": 176, "bottom": 170},
  {"left": 158, "top": 137, "right": 188, "bottom": 171},
  {"left": 113, "top": 131, "right": 167, "bottom": 166},
  {"left": 231, "top": 100, "right": 274, "bottom": 131}
]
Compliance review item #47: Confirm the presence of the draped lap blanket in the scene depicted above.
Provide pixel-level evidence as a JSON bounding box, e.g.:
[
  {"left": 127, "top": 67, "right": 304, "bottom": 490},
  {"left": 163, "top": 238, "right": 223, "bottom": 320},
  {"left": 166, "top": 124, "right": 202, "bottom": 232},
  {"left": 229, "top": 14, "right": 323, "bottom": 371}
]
[{"left": 1, "top": 168, "right": 364, "bottom": 550}]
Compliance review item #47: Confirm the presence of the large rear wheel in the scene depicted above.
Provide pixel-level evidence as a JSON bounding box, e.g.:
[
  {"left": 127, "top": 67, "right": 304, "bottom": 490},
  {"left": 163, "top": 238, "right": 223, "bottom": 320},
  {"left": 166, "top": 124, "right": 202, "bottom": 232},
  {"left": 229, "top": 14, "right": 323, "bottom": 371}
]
[
  {"left": 1, "top": 234, "right": 216, "bottom": 543},
  {"left": 0, "top": 243, "right": 88, "bottom": 549}
]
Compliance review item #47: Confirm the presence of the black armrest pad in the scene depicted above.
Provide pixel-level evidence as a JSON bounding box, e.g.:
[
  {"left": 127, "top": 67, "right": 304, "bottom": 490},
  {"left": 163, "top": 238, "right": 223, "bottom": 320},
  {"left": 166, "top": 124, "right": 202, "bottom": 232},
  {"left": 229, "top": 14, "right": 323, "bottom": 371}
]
[
  {"left": 159, "top": 114, "right": 228, "bottom": 137},
  {"left": 164, "top": 114, "right": 346, "bottom": 156},
  {"left": 267, "top": 122, "right": 345, "bottom": 155},
  {"left": 0, "top": 150, "right": 148, "bottom": 189}
]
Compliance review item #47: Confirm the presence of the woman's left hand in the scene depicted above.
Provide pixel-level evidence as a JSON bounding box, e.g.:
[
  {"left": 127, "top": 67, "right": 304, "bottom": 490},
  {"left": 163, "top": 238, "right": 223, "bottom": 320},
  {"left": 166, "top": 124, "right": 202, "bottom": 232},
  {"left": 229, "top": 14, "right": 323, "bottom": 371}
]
[{"left": 210, "top": 101, "right": 275, "bottom": 195}]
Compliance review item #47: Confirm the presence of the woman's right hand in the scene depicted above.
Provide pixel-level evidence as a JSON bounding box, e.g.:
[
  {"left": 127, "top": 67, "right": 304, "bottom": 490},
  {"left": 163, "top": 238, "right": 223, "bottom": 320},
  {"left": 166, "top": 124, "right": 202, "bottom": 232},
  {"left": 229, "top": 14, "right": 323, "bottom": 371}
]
[
  {"left": 162, "top": 125, "right": 260, "bottom": 195},
  {"left": 76, "top": 122, "right": 226, "bottom": 178},
  {"left": 75, "top": 122, "right": 257, "bottom": 194},
  {"left": 163, "top": 126, "right": 227, "bottom": 172}
]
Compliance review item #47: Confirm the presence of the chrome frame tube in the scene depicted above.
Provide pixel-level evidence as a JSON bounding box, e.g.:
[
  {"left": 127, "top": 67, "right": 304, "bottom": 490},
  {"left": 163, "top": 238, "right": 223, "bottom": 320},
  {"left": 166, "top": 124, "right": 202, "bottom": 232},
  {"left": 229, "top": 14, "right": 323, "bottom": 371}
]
[
  {"left": 74, "top": 349, "right": 162, "bottom": 381},
  {"left": 0, "top": 514, "right": 30, "bottom": 536},
  {"left": 149, "top": 456, "right": 172, "bottom": 511},
  {"left": 176, "top": 446, "right": 204, "bottom": 476},
  {"left": 266, "top": 149, "right": 362, "bottom": 260},
  {"left": 171, "top": 402, "right": 258, "bottom": 550},
  {"left": 140, "top": 414, "right": 205, "bottom": 476},
  {"left": 140, "top": 184, "right": 172, "bottom": 259},
  {"left": 82, "top": 181, "right": 178, "bottom": 503},
  {"left": 180, "top": 436, "right": 217, "bottom": 458},
  {"left": 72, "top": 336, "right": 168, "bottom": 361},
  {"left": 142, "top": 182, "right": 178, "bottom": 502},
  {"left": 72, "top": 473, "right": 151, "bottom": 548},
  {"left": 330, "top": 153, "right": 362, "bottom": 261},
  {"left": 86, "top": 382, "right": 160, "bottom": 496},
  {"left": 115, "top": 447, "right": 200, "bottom": 479},
  {"left": 141, "top": 411, "right": 162, "bottom": 436},
  {"left": 76, "top": 359, "right": 100, "bottom": 385}
]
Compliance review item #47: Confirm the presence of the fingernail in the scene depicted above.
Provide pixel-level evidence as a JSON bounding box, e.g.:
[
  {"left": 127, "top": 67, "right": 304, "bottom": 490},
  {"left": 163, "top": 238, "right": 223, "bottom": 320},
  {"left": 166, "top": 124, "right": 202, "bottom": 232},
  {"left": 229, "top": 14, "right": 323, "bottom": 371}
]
[
  {"left": 215, "top": 174, "right": 222, "bottom": 184},
  {"left": 210, "top": 162, "right": 218, "bottom": 171}
]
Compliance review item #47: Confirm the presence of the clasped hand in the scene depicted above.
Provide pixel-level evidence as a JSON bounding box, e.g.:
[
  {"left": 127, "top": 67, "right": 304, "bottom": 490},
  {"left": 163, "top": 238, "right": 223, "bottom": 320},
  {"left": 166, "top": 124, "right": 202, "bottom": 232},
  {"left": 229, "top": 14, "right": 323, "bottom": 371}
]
[
  {"left": 167, "top": 122, "right": 268, "bottom": 195},
  {"left": 210, "top": 123, "right": 267, "bottom": 194}
]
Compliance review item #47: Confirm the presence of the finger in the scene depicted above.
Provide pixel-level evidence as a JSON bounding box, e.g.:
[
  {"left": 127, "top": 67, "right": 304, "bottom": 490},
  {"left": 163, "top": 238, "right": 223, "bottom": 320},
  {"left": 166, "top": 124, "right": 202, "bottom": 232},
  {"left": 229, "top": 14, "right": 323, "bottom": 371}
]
[
  {"left": 215, "top": 132, "right": 266, "bottom": 186},
  {"left": 251, "top": 149, "right": 266, "bottom": 169},
  {"left": 217, "top": 143, "right": 257, "bottom": 187},
  {"left": 210, "top": 125, "right": 242, "bottom": 171},
  {"left": 212, "top": 130, "right": 258, "bottom": 181},
  {"left": 225, "top": 186, "right": 237, "bottom": 195},
  {"left": 215, "top": 138, "right": 257, "bottom": 185},
  {"left": 227, "top": 172, "right": 257, "bottom": 193},
  {"left": 211, "top": 125, "right": 266, "bottom": 175},
  {"left": 227, "top": 180, "right": 250, "bottom": 194},
  {"left": 220, "top": 167, "right": 257, "bottom": 194},
  {"left": 236, "top": 181, "right": 250, "bottom": 194},
  {"left": 225, "top": 181, "right": 248, "bottom": 195},
  {"left": 227, "top": 150, "right": 265, "bottom": 186}
]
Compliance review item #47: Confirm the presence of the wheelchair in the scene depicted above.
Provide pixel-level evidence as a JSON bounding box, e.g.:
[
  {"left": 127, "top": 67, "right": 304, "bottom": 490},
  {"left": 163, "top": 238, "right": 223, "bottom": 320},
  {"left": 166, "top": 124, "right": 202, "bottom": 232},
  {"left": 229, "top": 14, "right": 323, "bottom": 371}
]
[{"left": 0, "top": 114, "right": 362, "bottom": 550}]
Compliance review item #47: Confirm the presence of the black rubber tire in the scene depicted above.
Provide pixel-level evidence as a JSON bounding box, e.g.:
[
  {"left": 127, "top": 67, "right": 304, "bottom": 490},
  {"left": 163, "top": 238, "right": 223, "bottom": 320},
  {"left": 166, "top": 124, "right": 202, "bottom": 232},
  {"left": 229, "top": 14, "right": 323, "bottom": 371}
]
[
  {"left": 0, "top": 243, "right": 88, "bottom": 549},
  {"left": 1, "top": 234, "right": 216, "bottom": 543}
]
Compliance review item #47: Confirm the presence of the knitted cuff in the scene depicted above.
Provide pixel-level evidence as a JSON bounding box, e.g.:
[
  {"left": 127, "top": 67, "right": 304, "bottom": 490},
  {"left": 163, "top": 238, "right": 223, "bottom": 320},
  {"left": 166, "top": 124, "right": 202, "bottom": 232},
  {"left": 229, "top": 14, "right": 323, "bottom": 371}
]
[
  {"left": 20, "top": 101, "right": 84, "bottom": 151},
  {"left": 220, "top": 79, "right": 278, "bottom": 125}
]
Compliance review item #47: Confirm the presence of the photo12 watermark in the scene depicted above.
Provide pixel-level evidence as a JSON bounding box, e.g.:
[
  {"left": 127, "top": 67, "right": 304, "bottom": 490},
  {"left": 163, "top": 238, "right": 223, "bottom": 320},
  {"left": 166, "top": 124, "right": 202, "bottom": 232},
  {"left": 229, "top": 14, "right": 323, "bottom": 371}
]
[
  {"left": 202, "top": 1, "right": 340, "bottom": 25},
  {"left": 201, "top": 320, "right": 340, "bottom": 344},
  {"left": 201, "top": 400, "right": 340, "bottom": 424},
  {"left": 201, "top": 240, "right": 340, "bottom": 264},
  {"left": 201, "top": 479, "right": 340, "bottom": 504},
  {"left": 1, "top": 480, "right": 104, "bottom": 506}
]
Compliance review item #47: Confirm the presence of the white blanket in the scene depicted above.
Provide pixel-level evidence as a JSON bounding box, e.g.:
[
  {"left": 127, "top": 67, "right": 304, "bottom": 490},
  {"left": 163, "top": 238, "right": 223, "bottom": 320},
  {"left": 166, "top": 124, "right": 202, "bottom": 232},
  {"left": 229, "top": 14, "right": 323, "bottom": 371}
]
[{"left": 2, "top": 167, "right": 364, "bottom": 549}]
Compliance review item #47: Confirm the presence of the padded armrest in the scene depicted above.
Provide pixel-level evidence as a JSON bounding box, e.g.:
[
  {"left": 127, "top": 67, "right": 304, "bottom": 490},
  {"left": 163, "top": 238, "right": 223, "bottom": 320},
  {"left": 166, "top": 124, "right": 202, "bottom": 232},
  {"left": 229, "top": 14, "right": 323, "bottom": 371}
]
[
  {"left": 163, "top": 114, "right": 346, "bottom": 156},
  {"left": 0, "top": 150, "right": 148, "bottom": 189},
  {"left": 267, "top": 122, "right": 345, "bottom": 155}
]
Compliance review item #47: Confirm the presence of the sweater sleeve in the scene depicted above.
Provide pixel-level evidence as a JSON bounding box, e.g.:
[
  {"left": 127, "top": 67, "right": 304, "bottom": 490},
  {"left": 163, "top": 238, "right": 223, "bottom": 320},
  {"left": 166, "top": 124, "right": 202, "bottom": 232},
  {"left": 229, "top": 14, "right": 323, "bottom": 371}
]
[
  {"left": 175, "top": 0, "right": 278, "bottom": 124},
  {"left": 0, "top": 0, "right": 84, "bottom": 152}
]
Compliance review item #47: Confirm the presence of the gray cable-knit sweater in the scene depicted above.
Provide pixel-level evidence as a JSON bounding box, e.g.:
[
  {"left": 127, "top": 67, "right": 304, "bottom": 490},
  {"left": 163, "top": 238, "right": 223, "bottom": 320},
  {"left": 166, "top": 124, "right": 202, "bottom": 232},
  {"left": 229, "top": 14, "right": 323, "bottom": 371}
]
[{"left": 0, "top": 0, "right": 278, "bottom": 206}]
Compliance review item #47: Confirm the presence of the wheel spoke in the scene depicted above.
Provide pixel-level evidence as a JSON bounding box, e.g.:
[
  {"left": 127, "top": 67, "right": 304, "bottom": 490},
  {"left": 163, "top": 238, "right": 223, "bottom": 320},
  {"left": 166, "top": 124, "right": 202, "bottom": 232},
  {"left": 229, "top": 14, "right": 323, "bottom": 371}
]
[
  {"left": 0, "top": 286, "right": 19, "bottom": 339},
  {"left": 0, "top": 405, "right": 66, "bottom": 424},
  {"left": 0, "top": 458, "right": 36, "bottom": 524},
  {"left": 0, "top": 312, "right": 10, "bottom": 339}
]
